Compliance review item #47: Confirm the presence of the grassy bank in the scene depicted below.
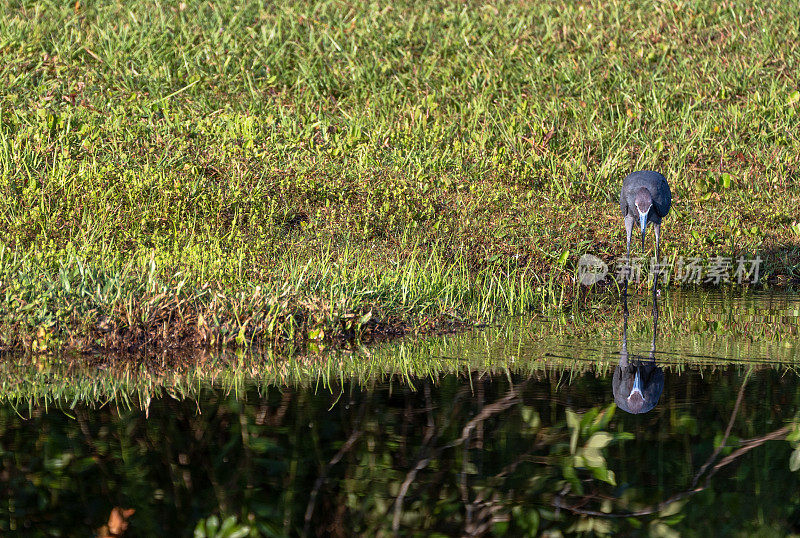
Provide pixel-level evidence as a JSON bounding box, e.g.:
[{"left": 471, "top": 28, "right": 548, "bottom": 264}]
[
  {"left": 0, "top": 246, "right": 550, "bottom": 352},
  {"left": 2, "top": 0, "right": 800, "bottom": 352}
]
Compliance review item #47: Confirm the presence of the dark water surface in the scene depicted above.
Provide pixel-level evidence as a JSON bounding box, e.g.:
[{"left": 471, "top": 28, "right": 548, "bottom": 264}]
[{"left": 3, "top": 290, "right": 800, "bottom": 536}]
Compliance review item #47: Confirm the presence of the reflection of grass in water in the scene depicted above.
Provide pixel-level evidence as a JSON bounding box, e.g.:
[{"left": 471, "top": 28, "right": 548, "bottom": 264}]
[
  {"left": 553, "top": 287, "right": 800, "bottom": 340},
  {"left": 4, "top": 289, "right": 800, "bottom": 407},
  {"left": 2, "top": 367, "right": 799, "bottom": 536},
  {"left": 4, "top": 286, "right": 799, "bottom": 408}
]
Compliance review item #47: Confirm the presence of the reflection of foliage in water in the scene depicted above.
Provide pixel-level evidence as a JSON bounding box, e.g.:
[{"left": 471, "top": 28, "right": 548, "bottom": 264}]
[{"left": 2, "top": 371, "right": 800, "bottom": 536}]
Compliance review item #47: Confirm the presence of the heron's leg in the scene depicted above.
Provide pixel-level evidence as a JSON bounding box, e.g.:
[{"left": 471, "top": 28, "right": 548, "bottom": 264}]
[
  {"left": 654, "top": 223, "right": 661, "bottom": 263},
  {"left": 652, "top": 270, "right": 659, "bottom": 317},
  {"left": 622, "top": 284, "right": 629, "bottom": 317},
  {"left": 625, "top": 216, "right": 633, "bottom": 261},
  {"left": 624, "top": 219, "right": 632, "bottom": 300},
  {"left": 624, "top": 215, "right": 634, "bottom": 284},
  {"left": 650, "top": 281, "right": 659, "bottom": 363},
  {"left": 622, "top": 266, "right": 628, "bottom": 302},
  {"left": 652, "top": 223, "right": 661, "bottom": 316},
  {"left": 652, "top": 289, "right": 659, "bottom": 331}
]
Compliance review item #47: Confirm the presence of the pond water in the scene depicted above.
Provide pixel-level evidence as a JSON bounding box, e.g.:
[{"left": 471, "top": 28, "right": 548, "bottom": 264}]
[{"left": 2, "top": 290, "right": 800, "bottom": 536}]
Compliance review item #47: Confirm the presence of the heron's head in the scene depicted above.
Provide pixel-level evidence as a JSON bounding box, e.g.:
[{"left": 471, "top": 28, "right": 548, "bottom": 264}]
[
  {"left": 613, "top": 360, "right": 665, "bottom": 414},
  {"left": 626, "top": 369, "right": 645, "bottom": 412},
  {"left": 634, "top": 188, "right": 653, "bottom": 248}
]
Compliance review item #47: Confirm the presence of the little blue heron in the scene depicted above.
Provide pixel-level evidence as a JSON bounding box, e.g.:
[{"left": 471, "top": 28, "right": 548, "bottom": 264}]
[
  {"left": 620, "top": 170, "right": 672, "bottom": 260},
  {"left": 613, "top": 293, "right": 664, "bottom": 414}
]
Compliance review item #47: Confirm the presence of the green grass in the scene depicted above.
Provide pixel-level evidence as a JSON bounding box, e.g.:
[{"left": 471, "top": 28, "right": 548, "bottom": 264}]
[
  {"left": 0, "top": 244, "right": 553, "bottom": 352},
  {"left": 1, "top": 0, "right": 800, "bottom": 351}
]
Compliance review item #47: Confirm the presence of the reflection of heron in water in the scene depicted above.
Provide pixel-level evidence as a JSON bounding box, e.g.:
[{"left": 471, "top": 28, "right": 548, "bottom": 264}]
[{"left": 613, "top": 287, "right": 664, "bottom": 414}]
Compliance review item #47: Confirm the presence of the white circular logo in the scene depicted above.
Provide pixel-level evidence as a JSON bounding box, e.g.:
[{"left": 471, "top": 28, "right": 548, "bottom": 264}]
[{"left": 578, "top": 254, "right": 608, "bottom": 285}]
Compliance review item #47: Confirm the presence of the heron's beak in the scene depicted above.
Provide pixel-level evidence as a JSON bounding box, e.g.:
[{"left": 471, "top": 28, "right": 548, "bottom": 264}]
[
  {"left": 629, "top": 369, "right": 643, "bottom": 400},
  {"left": 639, "top": 212, "right": 648, "bottom": 249}
]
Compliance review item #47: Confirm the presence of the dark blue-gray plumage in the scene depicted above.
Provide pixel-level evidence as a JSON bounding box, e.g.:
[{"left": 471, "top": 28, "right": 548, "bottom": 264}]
[
  {"left": 612, "top": 342, "right": 664, "bottom": 414},
  {"left": 613, "top": 294, "right": 664, "bottom": 414},
  {"left": 620, "top": 170, "right": 672, "bottom": 258}
]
